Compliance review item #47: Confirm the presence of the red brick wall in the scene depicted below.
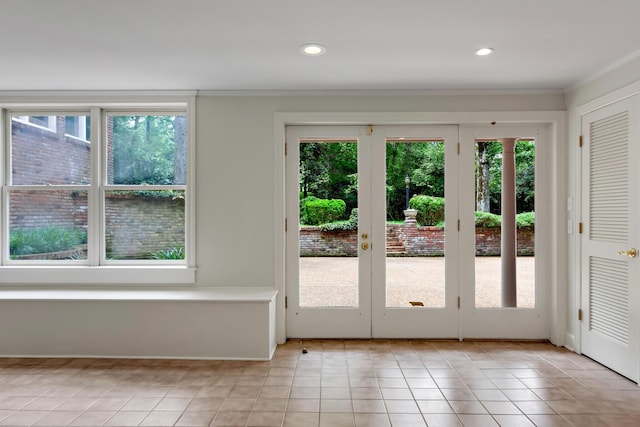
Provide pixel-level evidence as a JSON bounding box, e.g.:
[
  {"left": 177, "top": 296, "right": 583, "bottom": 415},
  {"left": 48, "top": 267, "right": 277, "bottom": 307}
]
[
  {"left": 105, "top": 194, "right": 184, "bottom": 258},
  {"left": 11, "top": 118, "right": 90, "bottom": 185},
  {"left": 10, "top": 119, "right": 184, "bottom": 259},
  {"left": 300, "top": 223, "right": 535, "bottom": 257}
]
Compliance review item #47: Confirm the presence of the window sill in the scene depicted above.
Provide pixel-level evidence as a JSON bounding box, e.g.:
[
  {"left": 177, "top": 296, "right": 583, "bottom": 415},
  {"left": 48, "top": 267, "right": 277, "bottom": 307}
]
[{"left": 0, "top": 266, "right": 196, "bottom": 284}]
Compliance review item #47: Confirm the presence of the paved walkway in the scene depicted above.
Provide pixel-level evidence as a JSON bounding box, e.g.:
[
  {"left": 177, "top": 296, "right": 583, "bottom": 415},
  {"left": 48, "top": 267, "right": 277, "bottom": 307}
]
[{"left": 299, "top": 256, "right": 534, "bottom": 308}]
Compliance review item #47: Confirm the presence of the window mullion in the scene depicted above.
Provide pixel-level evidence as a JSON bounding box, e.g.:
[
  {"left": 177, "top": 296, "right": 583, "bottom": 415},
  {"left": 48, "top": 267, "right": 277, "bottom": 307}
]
[{"left": 88, "top": 107, "right": 101, "bottom": 266}]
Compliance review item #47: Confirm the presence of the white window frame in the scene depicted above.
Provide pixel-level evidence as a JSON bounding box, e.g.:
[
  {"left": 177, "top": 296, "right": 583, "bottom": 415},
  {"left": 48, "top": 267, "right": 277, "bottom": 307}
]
[
  {"left": 12, "top": 115, "right": 57, "bottom": 132},
  {"left": 0, "top": 99, "right": 196, "bottom": 284},
  {"left": 64, "top": 115, "right": 89, "bottom": 141}
]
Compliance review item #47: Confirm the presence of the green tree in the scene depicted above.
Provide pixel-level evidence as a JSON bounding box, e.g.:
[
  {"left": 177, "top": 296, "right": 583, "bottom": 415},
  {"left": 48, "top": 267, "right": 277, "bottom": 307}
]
[{"left": 111, "top": 115, "right": 182, "bottom": 185}]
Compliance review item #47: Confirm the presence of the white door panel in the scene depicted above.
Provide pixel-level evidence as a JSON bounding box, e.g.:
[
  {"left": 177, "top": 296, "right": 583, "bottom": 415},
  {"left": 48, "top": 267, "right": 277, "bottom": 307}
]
[{"left": 581, "top": 97, "right": 639, "bottom": 382}]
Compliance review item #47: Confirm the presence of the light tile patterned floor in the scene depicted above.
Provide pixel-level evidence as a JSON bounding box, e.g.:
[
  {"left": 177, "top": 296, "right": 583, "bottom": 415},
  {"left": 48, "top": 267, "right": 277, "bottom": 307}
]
[{"left": 0, "top": 340, "right": 639, "bottom": 426}]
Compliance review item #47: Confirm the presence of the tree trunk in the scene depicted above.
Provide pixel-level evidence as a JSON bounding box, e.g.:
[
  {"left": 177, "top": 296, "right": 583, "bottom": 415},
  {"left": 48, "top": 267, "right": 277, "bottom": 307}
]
[
  {"left": 173, "top": 115, "right": 187, "bottom": 184},
  {"left": 476, "top": 141, "right": 491, "bottom": 212}
]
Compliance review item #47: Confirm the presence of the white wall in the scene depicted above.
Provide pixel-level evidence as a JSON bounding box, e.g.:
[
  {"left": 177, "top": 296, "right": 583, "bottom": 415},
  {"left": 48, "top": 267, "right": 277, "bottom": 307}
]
[
  {"left": 0, "top": 91, "right": 567, "bottom": 358},
  {"left": 196, "top": 93, "right": 565, "bottom": 286}
]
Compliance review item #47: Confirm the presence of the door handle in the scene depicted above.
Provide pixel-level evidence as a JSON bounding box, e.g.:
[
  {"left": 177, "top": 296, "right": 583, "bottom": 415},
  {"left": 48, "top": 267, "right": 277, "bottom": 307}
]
[
  {"left": 361, "top": 242, "right": 369, "bottom": 250},
  {"left": 617, "top": 248, "right": 637, "bottom": 258}
]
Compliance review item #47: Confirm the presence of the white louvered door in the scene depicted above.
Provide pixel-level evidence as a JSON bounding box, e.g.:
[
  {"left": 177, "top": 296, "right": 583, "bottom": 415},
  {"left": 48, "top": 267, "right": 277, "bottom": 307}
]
[{"left": 581, "top": 96, "right": 640, "bottom": 382}]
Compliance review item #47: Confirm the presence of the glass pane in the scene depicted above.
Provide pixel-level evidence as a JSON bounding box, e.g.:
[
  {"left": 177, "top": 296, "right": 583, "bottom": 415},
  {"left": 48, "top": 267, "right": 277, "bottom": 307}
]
[
  {"left": 475, "top": 140, "right": 535, "bottom": 308},
  {"left": 385, "top": 140, "right": 445, "bottom": 308},
  {"left": 9, "top": 190, "right": 87, "bottom": 261},
  {"left": 107, "top": 115, "right": 187, "bottom": 185},
  {"left": 11, "top": 114, "right": 90, "bottom": 185},
  {"left": 105, "top": 190, "right": 185, "bottom": 261},
  {"left": 298, "top": 140, "right": 358, "bottom": 307}
]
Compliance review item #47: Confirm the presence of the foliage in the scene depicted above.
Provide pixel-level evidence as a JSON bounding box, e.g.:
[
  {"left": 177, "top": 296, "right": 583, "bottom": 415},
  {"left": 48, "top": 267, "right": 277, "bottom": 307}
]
[
  {"left": 474, "top": 211, "right": 535, "bottom": 228},
  {"left": 111, "top": 115, "right": 186, "bottom": 185},
  {"left": 303, "top": 198, "right": 346, "bottom": 225},
  {"left": 300, "top": 142, "right": 357, "bottom": 213},
  {"left": 320, "top": 208, "right": 358, "bottom": 231},
  {"left": 111, "top": 189, "right": 185, "bottom": 199},
  {"left": 10, "top": 227, "right": 87, "bottom": 256},
  {"left": 299, "top": 195, "right": 319, "bottom": 225},
  {"left": 482, "top": 140, "right": 535, "bottom": 214},
  {"left": 516, "top": 212, "right": 535, "bottom": 228},
  {"left": 474, "top": 211, "right": 502, "bottom": 228},
  {"left": 151, "top": 247, "right": 185, "bottom": 260},
  {"left": 299, "top": 138, "right": 535, "bottom": 222},
  {"left": 409, "top": 195, "right": 445, "bottom": 226},
  {"left": 386, "top": 141, "right": 444, "bottom": 220}
]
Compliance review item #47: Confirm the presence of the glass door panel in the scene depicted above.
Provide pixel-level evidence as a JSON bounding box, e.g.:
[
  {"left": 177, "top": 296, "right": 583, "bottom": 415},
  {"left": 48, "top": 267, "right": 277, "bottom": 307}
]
[
  {"left": 384, "top": 140, "right": 446, "bottom": 308},
  {"left": 286, "top": 126, "right": 371, "bottom": 338},
  {"left": 461, "top": 125, "right": 548, "bottom": 340},
  {"left": 298, "top": 140, "right": 359, "bottom": 308},
  {"left": 372, "top": 126, "right": 460, "bottom": 339},
  {"left": 474, "top": 140, "right": 536, "bottom": 308}
]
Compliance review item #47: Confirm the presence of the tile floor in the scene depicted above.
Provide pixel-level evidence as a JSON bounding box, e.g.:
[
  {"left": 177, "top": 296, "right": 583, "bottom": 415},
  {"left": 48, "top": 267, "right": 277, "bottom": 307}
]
[{"left": 0, "top": 340, "right": 639, "bottom": 426}]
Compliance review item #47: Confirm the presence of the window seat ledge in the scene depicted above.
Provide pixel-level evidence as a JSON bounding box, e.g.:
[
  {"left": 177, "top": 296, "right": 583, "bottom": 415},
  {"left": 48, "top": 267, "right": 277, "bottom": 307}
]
[{"left": 0, "top": 286, "right": 278, "bottom": 302}]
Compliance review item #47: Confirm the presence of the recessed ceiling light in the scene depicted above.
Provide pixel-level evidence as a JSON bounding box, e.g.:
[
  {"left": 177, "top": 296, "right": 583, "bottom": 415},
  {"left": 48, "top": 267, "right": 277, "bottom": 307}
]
[
  {"left": 476, "top": 47, "right": 494, "bottom": 56},
  {"left": 301, "top": 43, "right": 327, "bottom": 56}
]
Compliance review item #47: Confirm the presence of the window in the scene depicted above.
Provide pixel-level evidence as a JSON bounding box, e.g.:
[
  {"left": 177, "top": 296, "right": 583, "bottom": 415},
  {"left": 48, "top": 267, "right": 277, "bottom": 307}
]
[
  {"left": 2, "top": 104, "right": 193, "bottom": 283},
  {"left": 12, "top": 115, "right": 57, "bottom": 131},
  {"left": 65, "top": 115, "right": 90, "bottom": 140}
]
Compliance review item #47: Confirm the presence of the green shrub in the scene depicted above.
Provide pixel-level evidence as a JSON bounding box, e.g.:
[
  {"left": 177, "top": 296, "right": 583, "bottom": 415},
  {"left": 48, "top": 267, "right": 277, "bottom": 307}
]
[
  {"left": 516, "top": 212, "right": 535, "bottom": 228},
  {"left": 473, "top": 211, "right": 535, "bottom": 228},
  {"left": 151, "top": 247, "right": 185, "bottom": 260},
  {"left": 320, "top": 208, "right": 358, "bottom": 231},
  {"left": 303, "top": 198, "right": 346, "bottom": 225},
  {"left": 410, "top": 195, "right": 445, "bottom": 226},
  {"left": 10, "top": 227, "right": 87, "bottom": 256},
  {"left": 299, "top": 195, "right": 319, "bottom": 224},
  {"left": 475, "top": 211, "right": 501, "bottom": 227}
]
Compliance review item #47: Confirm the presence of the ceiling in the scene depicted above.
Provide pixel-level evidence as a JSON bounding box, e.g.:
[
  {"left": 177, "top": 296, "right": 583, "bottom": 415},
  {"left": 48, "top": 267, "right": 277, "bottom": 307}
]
[{"left": 1, "top": 0, "right": 640, "bottom": 92}]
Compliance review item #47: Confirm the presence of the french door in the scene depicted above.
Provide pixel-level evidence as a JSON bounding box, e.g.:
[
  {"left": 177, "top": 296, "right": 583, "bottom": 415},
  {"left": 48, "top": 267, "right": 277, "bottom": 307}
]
[
  {"left": 285, "top": 123, "right": 549, "bottom": 339},
  {"left": 285, "top": 125, "right": 459, "bottom": 338},
  {"left": 581, "top": 97, "right": 640, "bottom": 382},
  {"left": 459, "top": 125, "right": 549, "bottom": 339}
]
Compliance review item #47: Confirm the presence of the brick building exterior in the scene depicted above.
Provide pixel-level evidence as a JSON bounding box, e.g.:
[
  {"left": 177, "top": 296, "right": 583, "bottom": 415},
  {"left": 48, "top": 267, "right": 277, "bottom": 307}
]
[{"left": 10, "top": 118, "right": 183, "bottom": 259}]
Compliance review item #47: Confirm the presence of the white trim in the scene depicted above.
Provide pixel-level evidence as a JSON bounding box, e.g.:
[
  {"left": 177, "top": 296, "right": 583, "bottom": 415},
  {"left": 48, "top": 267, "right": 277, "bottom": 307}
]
[
  {"left": 1, "top": 98, "right": 196, "bottom": 282},
  {"left": 0, "top": 90, "right": 198, "bottom": 98},
  {"left": 274, "top": 110, "right": 566, "bottom": 345},
  {"left": 571, "top": 80, "right": 640, "bottom": 354},
  {"left": 0, "top": 266, "right": 196, "bottom": 284},
  {"left": 566, "top": 48, "right": 640, "bottom": 93},
  {"left": 0, "top": 286, "right": 275, "bottom": 301},
  {"left": 201, "top": 89, "right": 564, "bottom": 97}
]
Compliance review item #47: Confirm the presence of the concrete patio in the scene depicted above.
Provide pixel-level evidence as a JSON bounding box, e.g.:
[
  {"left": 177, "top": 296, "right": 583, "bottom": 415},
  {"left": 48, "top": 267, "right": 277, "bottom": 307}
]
[{"left": 299, "top": 256, "right": 535, "bottom": 308}]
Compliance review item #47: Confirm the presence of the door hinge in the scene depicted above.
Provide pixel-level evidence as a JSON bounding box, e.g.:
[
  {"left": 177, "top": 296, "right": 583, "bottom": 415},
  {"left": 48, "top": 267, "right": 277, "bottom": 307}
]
[
  {"left": 285, "top": 218, "right": 287, "bottom": 232},
  {"left": 284, "top": 143, "right": 287, "bottom": 156},
  {"left": 457, "top": 296, "right": 461, "bottom": 309},
  {"left": 285, "top": 296, "right": 288, "bottom": 309},
  {"left": 579, "top": 135, "right": 583, "bottom": 147},
  {"left": 457, "top": 219, "right": 460, "bottom": 231},
  {"left": 366, "top": 125, "right": 373, "bottom": 135},
  {"left": 578, "top": 308, "right": 583, "bottom": 321},
  {"left": 578, "top": 222, "right": 583, "bottom": 234},
  {"left": 457, "top": 143, "right": 460, "bottom": 155}
]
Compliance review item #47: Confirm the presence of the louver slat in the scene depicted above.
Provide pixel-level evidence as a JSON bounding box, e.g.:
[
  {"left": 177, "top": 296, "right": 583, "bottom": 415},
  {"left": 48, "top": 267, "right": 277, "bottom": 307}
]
[
  {"left": 589, "top": 256, "right": 629, "bottom": 344},
  {"left": 589, "top": 111, "right": 629, "bottom": 243}
]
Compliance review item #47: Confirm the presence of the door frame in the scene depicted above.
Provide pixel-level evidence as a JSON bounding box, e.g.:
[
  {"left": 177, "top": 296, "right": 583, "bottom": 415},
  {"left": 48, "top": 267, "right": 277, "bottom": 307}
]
[
  {"left": 576, "top": 91, "right": 640, "bottom": 381},
  {"left": 274, "top": 111, "right": 566, "bottom": 345},
  {"left": 573, "top": 82, "right": 640, "bottom": 356},
  {"left": 459, "top": 124, "right": 552, "bottom": 340}
]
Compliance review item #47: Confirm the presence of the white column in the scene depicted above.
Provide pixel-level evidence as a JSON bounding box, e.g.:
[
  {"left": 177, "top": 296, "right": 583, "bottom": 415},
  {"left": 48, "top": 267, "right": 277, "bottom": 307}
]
[{"left": 500, "top": 138, "right": 517, "bottom": 307}]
